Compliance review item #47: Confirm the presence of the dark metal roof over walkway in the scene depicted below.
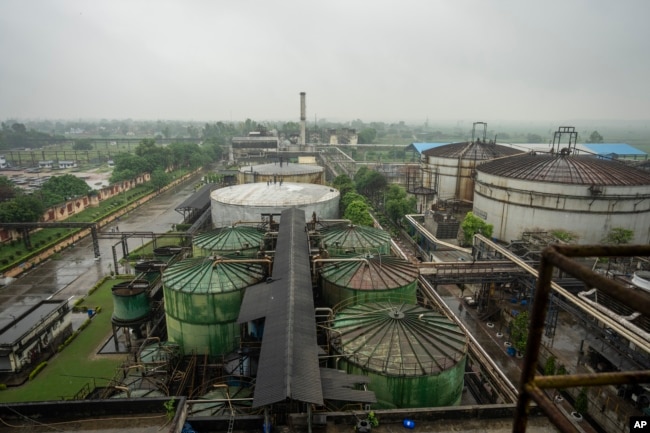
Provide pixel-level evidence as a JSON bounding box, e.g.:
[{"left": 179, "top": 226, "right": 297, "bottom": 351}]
[
  {"left": 238, "top": 207, "right": 323, "bottom": 407},
  {"left": 174, "top": 183, "right": 213, "bottom": 219},
  {"left": 239, "top": 207, "right": 376, "bottom": 407}
]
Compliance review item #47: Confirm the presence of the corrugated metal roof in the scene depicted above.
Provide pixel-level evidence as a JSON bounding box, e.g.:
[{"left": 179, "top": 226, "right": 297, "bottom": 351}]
[
  {"left": 193, "top": 226, "right": 263, "bottom": 252},
  {"left": 477, "top": 153, "right": 650, "bottom": 185},
  {"left": 405, "top": 142, "right": 450, "bottom": 154},
  {"left": 238, "top": 207, "right": 324, "bottom": 407},
  {"left": 320, "top": 255, "right": 418, "bottom": 290},
  {"left": 581, "top": 143, "right": 647, "bottom": 156},
  {"left": 422, "top": 141, "right": 524, "bottom": 159},
  {"left": 319, "top": 368, "right": 376, "bottom": 403},
  {"left": 331, "top": 301, "right": 468, "bottom": 376},
  {"left": 163, "top": 257, "right": 266, "bottom": 294},
  {"left": 0, "top": 301, "right": 66, "bottom": 345},
  {"left": 175, "top": 183, "right": 213, "bottom": 212}
]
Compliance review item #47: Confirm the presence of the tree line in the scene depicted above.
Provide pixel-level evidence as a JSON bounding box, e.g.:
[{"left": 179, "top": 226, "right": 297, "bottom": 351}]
[{"left": 0, "top": 138, "right": 224, "bottom": 223}]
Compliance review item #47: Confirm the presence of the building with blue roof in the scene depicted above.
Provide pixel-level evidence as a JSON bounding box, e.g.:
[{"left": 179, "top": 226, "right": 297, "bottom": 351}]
[{"left": 581, "top": 143, "right": 647, "bottom": 160}]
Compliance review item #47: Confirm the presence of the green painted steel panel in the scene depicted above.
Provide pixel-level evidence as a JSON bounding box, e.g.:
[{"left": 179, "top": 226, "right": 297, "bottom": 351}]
[
  {"left": 162, "top": 257, "right": 266, "bottom": 356},
  {"left": 167, "top": 315, "right": 240, "bottom": 356},
  {"left": 330, "top": 301, "right": 468, "bottom": 408},
  {"left": 111, "top": 287, "right": 151, "bottom": 322},
  {"left": 193, "top": 226, "right": 263, "bottom": 258},
  {"left": 320, "top": 255, "right": 418, "bottom": 308},
  {"left": 322, "top": 225, "right": 392, "bottom": 257},
  {"left": 338, "top": 356, "right": 466, "bottom": 408}
]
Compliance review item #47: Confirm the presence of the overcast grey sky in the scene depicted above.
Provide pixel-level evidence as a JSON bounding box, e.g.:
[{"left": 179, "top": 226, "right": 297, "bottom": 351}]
[{"left": 1, "top": 0, "right": 649, "bottom": 124}]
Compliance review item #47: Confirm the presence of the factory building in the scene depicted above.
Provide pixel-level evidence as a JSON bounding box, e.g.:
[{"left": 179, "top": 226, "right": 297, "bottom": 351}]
[{"left": 0, "top": 300, "right": 71, "bottom": 373}]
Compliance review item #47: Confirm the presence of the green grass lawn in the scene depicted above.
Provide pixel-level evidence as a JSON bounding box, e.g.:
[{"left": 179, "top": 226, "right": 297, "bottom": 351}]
[{"left": 0, "top": 278, "right": 128, "bottom": 403}]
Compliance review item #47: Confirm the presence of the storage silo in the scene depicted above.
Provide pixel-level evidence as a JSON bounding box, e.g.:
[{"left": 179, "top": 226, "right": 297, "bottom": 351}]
[
  {"left": 211, "top": 182, "right": 339, "bottom": 228},
  {"left": 474, "top": 152, "right": 650, "bottom": 244},
  {"left": 238, "top": 161, "right": 324, "bottom": 185},
  {"left": 111, "top": 279, "right": 152, "bottom": 326},
  {"left": 163, "top": 257, "right": 269, "bottom": 356},
  {"left": 319, "top": 255, "right": 419, "bottom": 308},
  {"left": 321, "top": 224, "right": 392, "bottom": 257},
  {"left": 420, "top": 140, "right": 523, "bottom": 203},
  {"left": 330, "top": 301, "right": 468, "bottom": 408},
  {"left": 193, "top": 226, "right": 264, "bottom": 258},
  {"left": 191, "top": 383, "right": 253, "bottom": 416}
]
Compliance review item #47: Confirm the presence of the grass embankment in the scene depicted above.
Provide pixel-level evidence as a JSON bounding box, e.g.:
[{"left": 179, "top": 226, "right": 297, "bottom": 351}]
[{"left": 0, "top": 278, "right": 126, "bottom": 403}]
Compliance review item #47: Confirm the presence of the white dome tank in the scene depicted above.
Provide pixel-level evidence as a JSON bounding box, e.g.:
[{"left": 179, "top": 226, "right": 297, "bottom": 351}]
[
  {"left": 474, "top": 153, "right": 650, "bottom": 244},
  {"left": 211, "top": 182, "right": 339, "bottom": 228}
]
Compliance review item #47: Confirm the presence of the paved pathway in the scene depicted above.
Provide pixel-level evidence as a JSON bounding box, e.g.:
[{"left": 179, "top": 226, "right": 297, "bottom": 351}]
[{"left": 0, "top": 174, "right": 202, "bottom": 329}]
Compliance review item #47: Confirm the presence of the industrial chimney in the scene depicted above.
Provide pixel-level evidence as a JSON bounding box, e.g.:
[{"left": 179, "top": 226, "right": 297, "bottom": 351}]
[{"left": 300, "top": 92, "right": 306, "bottom": 146}]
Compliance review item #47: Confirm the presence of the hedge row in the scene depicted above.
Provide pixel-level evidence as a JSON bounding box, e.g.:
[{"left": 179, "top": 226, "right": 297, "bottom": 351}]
[{"left": 29, "top": 362, "right": 48, "bottom": 381}]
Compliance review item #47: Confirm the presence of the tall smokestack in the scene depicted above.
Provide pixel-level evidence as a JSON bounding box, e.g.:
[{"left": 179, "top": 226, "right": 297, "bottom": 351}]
[{"left": 300, "top": 92, "right": 306, "bottom": 146}]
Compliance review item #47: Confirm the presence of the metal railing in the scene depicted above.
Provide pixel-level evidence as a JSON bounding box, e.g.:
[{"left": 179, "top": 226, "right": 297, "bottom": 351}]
[{"left": 513, "top": 244, "right": 650, "bottom": 433}]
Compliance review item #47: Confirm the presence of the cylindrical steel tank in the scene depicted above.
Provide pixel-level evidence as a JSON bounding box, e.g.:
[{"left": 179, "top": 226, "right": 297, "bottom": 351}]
[
  {"left": 474, "top": 153, "right": 650, "bottom": 244},
  {"left": 211, "top": 182, "right": 339, "bottom": 228},
  {"left": 421, "top": 141, "right": 523, "bottom": 203},
  {"left": 191, "top": 382, "right": 254, "bottom": 416},
  {"left": 237, "top": 162, "right": 324, "bottom": 185},
  {"left": 139, "top": 341, "right": 180, "bottom": 365},
  {"left": 193, "top": 226, "right": 264, "bottom": 258},
  {"left": 321, "top": 224, "right": 392, "bottom": 257},
  {"left": 319, "top": 255, "right": 419, "bottom": 308},
  {"left": 163, "top": 257, "right": 268, "bottom": 356},
  {"left": 330, "top": 301, "right": 468, "bottom": 408},
  {"left": 111, "top": 279, "right": 152, "bottom": 326}
]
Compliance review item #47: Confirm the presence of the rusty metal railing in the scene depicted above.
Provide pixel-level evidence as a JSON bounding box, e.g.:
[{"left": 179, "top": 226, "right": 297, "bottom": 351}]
[{"left": 513, "top": 244, "right": 650, "bottom": 433}]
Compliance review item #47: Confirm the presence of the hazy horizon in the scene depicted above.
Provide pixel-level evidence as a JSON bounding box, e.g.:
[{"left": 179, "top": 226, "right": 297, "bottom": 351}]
[{"left": 2, "top": 1, "right": 650, "bottom": 125}]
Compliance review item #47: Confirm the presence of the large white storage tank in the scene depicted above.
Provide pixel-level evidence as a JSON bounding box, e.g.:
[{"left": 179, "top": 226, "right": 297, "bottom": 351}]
[
  {"left": 211, "top": 182, "right": 340, "bottom": 228},
  {"left": 473, "top": 152, "right": 650, "bottom": 244},
  {"left": 421, "top": 140, "right": 523, "bottom": 203}
]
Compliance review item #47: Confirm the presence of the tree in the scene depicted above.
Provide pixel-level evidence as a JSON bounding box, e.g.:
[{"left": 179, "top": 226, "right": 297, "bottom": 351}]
[
  {"left": 150, "top": 169, "right": 171, "bottom": 192},
  {"left": 384, "top": 184, "right": 416, "bottom": 223},
  {"left": 343, "top": 200, "right": 374, "bottom": 227},
  {"left": 587, "top": 131, "right": 603, "bottom": 143},
  {"left": 544, "top": 355, "right": 556, "bottom": 376},
  {"left": 0, "top": 176, "right": 18, "bottom": 202},
  {"left": 341, "top": 192, "right": 367, "bottom": 214},
  {"left": 332, "top": 174, "right": 355, "bottom": 198},
  {"left": 603, "top": 227, "right": 633, "bottom": 245},
  {"left": 354, "top": 168, "right": 387, "bottom": 203},
  {"left": 460, "top": 212, "right": 493, "bottom": 245},
  {"left": 511, "top": 310, "right": 529, "bottom": 355},
  {"left": 358, "top": 128, "right": 377, "bottom": 144},
  {"left": 0, "top": 195, "right": 45, "bottom": 222},
  {"left": 574, "top": 387, "right": 589, "bottom": 415},
  {"left": 40, "top": 174, "right": 91, "bottom": 207}
]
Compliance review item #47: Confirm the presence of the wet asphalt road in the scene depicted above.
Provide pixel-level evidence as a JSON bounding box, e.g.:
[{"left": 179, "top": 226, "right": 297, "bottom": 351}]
[{"left": 0, "top": 176, "right": 201, "bottom": 329}]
